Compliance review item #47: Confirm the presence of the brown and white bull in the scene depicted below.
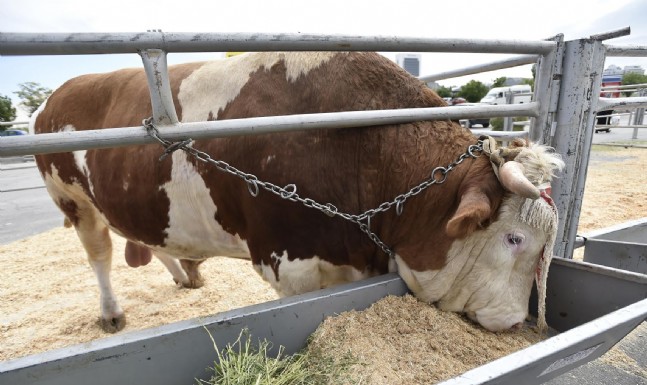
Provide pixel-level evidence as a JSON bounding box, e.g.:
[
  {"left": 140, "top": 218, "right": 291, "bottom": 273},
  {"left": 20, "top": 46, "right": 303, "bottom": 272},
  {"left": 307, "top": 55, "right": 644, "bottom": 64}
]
[{"left": 32, "top": 52, "right": 564, "bottom": 333}]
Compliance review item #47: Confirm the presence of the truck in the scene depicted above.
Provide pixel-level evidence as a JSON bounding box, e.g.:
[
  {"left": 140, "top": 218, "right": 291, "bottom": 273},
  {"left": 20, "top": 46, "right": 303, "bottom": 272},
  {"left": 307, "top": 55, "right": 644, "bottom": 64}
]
[{"left": 480, "top": 84, "right": 532, "bottom": 105}]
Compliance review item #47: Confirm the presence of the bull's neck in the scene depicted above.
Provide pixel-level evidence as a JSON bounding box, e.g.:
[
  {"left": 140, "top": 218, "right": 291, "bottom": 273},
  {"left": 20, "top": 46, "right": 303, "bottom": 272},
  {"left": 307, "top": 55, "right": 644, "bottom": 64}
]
[{"left": 370, "top": 125, "right": 481, "bottom": 271}]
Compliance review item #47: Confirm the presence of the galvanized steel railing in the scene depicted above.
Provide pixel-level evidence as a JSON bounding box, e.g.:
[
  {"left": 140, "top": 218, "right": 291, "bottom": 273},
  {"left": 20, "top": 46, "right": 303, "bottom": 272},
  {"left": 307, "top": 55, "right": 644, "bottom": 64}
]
[
  {"left": 0, "top": 32, "right": 556, "bottom": 55},
  {"left": 0, "top": 32, "right": 552, "bottom": 157}
]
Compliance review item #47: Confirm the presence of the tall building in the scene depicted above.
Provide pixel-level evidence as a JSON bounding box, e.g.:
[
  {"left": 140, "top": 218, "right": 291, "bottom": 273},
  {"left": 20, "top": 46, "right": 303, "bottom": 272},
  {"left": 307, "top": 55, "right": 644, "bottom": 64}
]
[{"left": 396, "top": 54, "right": 421, "bottom": 77}]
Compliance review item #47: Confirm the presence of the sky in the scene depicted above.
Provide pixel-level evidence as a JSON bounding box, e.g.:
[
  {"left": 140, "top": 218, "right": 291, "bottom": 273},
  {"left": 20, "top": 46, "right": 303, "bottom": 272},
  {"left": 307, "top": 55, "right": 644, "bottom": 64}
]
[{"left": 1, "top": 0, "right": 646, "bottom": 120}]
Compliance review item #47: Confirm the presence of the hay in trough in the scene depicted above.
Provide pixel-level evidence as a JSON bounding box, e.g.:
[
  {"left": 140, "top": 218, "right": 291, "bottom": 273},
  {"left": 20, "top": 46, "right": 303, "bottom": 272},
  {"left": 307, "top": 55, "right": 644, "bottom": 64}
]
[{"left": 306, "top": 294, "right": 547, "bottom": 385}]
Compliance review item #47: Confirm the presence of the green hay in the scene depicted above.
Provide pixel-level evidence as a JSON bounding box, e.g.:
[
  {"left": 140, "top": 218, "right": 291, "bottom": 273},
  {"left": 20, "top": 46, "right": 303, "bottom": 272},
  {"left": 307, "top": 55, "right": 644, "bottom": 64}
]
[{"left": 197, "top": 328, "right": 360, "bottom": 385}]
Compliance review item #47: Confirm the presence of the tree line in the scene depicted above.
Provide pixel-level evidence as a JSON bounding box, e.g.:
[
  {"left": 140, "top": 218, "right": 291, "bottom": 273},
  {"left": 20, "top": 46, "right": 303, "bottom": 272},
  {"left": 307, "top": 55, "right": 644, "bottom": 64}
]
[
  {"left": 434, "top": 72, "right": 647, "bottom": 103},
  {"left": 2, "top": 72, "right": 647, "bottom": 131},
  {"left": 0, "top": 82, "right": 52, "bottom": 131}
]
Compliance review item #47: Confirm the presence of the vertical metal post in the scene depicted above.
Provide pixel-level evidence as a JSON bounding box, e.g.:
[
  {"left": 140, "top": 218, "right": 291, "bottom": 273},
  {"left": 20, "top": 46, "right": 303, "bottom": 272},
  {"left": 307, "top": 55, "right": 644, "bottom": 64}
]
[
  {"left": 632, "top": 108, "right": 644, "bottom": 139},
  {"left": 551, "top": 38, "right": 607, "bottom": 259},
  {"left": 139, "top": 49, "right": 179, "bottom": 126},
  {"left": 503, "top": 92, "right": 514, "bottom": 131},
  {"left": 530, "top": 34, "right": 565, "bottom": 145}
]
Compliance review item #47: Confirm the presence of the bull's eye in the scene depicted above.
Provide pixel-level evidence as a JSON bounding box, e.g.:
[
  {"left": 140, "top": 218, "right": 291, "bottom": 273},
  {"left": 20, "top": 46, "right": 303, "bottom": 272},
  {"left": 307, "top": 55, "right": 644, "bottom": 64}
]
[{"left": 506, "top": 233, "right": 525, "bottom": 246}]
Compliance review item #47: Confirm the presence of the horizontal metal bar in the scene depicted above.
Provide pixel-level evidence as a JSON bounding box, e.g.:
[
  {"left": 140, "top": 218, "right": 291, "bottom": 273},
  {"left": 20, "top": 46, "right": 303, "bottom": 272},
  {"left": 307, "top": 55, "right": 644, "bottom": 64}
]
[
  {"left": 420, "top": 54, "right": 539, "bottom": 82},
  {"left": 605, "top": 44, "right": 647, "bottom": 57},
  {"left": 0, "top": 32, "right": 557, "bottom": 56},
  {"left": 0, "top": 121, "right": 29, "bottom": 126},
  {"left": 0, "top": 103, "right": 539, "bottom": 157},
  {"left": 574, "top": 236, "right": 586, "bottom": 249},
  {"left": 601, "top": 83, "right": 647, "bottom": 91},
  {"left": 596, "top": 125, "right": 647, "bottom": 129},
  {"left": 469, "top": 130, "right": 528, "bottom": 140},
  {"left": 590, "top": 27, "right": 631, "bottom": 41},
  {"left": 598, "top": 96, "right": 647, "bottom": 110}
]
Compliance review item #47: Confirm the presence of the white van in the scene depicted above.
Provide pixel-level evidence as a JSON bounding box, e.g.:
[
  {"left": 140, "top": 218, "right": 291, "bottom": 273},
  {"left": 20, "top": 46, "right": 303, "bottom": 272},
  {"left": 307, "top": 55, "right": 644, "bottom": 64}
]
[{"left": 480, "top": 85, "right": 532, "bottom": 105}]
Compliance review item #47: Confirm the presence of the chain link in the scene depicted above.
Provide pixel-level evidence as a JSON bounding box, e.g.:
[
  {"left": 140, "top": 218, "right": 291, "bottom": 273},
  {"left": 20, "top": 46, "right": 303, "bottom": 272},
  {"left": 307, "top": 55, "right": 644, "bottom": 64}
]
[{"left": 143, "top": 118, "right": 484, "bottom": 258}]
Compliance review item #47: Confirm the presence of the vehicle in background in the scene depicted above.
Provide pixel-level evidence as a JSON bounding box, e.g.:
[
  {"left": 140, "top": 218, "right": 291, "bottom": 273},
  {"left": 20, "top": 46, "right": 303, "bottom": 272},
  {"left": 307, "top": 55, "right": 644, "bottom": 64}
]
[
  {"left": 594, "top": 109, "right": 620, "bottom": 133},
  {"left": 0, "top": 129, "right": 28, "bottom": 137},
  {"left": 480, "top": 85, "right": 532, "bottom": 105},
  {"left": 450, "top": 102, "right": 490, "bottom": 128}
]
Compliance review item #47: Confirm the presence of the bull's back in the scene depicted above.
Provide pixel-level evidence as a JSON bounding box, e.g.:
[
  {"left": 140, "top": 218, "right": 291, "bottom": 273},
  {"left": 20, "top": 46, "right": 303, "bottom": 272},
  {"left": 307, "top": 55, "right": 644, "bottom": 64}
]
[{"left": 32, "top": 52, "right": 463, "bottom": 265}]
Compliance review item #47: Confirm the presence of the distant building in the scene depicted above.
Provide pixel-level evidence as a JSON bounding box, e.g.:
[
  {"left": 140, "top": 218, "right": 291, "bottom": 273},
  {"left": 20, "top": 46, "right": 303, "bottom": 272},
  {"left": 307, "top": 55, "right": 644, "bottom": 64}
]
[
  {"left": 426, "top": 81, "right": 440, "bottom": 90},
  {"left": 603, "top": 64, "right": 623, "bottom": 76},
  {"left": 601, "top": 65, "right": 645, "bottom": 97},
  {"left": 602, "top": 64, "right": 644, "bottom": 76},
  {"left": 601, "top": 74, "right": 622, "bottom": 98},
  {"left": 396, "top": 54, "right": 421, "bottom": 77},
  {"left": 623, "top": 65, "right": 645, "bottom": 75}
]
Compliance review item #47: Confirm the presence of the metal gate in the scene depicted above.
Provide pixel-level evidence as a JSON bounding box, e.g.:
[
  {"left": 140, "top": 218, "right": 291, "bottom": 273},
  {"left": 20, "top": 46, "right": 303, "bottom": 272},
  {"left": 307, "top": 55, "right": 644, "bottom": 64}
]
[{"left": 1, "top": 27, "right": 647, "bottom": 385}]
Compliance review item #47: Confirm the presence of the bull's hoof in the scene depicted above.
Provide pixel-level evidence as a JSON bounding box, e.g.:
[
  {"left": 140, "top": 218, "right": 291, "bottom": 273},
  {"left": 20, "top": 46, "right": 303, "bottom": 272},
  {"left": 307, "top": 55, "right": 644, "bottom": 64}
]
[
  {"left": 172, "top": 277, "right": 204, "bottom": 289},
  {"left": 182, "top": 278, "right": 204, "bottom": 289},
  {"left": 100, "top": 314, "right": 126, "bottom": 333}
]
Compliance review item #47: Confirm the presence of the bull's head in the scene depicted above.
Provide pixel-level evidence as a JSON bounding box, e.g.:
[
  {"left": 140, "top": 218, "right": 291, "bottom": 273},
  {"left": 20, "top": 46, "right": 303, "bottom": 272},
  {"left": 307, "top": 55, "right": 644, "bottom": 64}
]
[{"left": 397, "top": 140, "right": 564, "bottom": 332}]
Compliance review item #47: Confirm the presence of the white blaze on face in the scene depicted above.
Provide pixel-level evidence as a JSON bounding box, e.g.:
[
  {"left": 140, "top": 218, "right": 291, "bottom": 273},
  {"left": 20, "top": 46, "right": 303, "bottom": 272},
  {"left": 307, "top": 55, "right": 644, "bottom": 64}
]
[
  {"left": 160, "top": 151, "right": 250, "bottom": 258},
  {"left": 178, "top": 52, "right": 345, "bottom": 122},
  {"left": 397, "top": 195, "right": 556, "bottom": 332}
]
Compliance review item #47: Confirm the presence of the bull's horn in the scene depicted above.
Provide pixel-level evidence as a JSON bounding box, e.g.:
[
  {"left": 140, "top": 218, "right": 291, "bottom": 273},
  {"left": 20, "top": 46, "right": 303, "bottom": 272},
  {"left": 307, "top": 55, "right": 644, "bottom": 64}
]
[{"left": 499, "top": 161, "right": 540, "bottom": 199}]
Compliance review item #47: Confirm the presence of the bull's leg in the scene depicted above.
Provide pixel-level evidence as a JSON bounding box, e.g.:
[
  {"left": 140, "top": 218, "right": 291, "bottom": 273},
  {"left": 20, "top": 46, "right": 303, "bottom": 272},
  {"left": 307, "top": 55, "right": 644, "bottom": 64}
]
[
  {"left": 154, "top": 252, "right": 205, "bottom": 288},
  {"left": 179, "top": 259, "right": 206, "bottom": 288},
  {"left": 74, "top": 216, "right": 125, "bottom": 333}
]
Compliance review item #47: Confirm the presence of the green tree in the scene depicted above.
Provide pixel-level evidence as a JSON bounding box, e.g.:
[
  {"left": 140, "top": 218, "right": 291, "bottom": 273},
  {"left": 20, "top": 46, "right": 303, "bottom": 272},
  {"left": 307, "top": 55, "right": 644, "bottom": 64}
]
[
  {"left": 14, "top": 82, "right": 52, "bottom": 116},
  {"left": 0, "top": 94, "right": 17, "bottom": 131},
  {"left": 458, "top": 80, "right": 488, "bottom": 103},
  {"left": 435, "top": 85, "right": 453, "bottom": 98},
  {"left": 492, "top": 77, "right": 507, "bottom": 88},
  {"left": 522, "top": 78, "right": 535, "bottom": 88},
  {"left": 621, "top": 73, "right": 647, "bottom": 96}
]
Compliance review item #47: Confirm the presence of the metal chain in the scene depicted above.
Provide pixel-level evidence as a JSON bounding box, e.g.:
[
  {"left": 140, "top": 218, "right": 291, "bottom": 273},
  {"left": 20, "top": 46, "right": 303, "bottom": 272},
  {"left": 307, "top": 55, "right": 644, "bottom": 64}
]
[{"left": 143, "top": 117, "right": 484, "bottom": 258}]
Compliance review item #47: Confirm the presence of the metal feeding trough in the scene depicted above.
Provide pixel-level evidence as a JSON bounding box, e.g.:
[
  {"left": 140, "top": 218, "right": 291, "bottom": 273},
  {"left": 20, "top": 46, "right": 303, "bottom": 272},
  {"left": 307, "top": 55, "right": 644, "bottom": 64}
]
[
  {"left": 1, "top": 258, "right": 645, "bottom": 385},
  {"left": 583, "top": 217, "right": 647, "bottom": 274}
]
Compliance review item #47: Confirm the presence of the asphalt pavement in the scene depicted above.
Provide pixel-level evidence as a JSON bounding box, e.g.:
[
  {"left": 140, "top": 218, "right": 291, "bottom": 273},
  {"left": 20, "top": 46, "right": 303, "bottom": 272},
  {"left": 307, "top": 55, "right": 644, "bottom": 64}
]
[
  {"left": 592, "top": 113, "right": 647, "bottom": 145},
  {"left": 0, "top": 157, "right": 63, "bottom": 245}
]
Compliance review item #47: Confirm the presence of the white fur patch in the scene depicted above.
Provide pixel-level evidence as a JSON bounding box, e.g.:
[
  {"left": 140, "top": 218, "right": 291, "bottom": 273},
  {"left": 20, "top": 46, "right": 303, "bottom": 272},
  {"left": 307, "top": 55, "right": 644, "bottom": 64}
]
[
  {"left": 159, "top": 150, "right": 250, "bottom": 258},
  {"left": 515, "top": 144, "right": 566, "bottom": 186},
  {"left": 43, "top": 164, "right": 92, "bottom": 213},
  {"left": 28, "top": 98, "right": 48, "bottom": 135},
  {"left": 256, "top": 250, "right": 373, "bottom": 297},
  {"left": 54, "top": 124, "right": 95, "bottom": 196},
  {"left": 178, "top": 52, "right": 344, "bottom": 122}
]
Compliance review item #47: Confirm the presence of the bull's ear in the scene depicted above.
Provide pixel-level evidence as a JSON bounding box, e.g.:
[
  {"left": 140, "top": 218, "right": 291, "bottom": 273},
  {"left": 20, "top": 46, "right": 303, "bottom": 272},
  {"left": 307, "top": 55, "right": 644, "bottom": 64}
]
[{"left": 446, "top": 188, "right": 493, "bottom": 238}]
